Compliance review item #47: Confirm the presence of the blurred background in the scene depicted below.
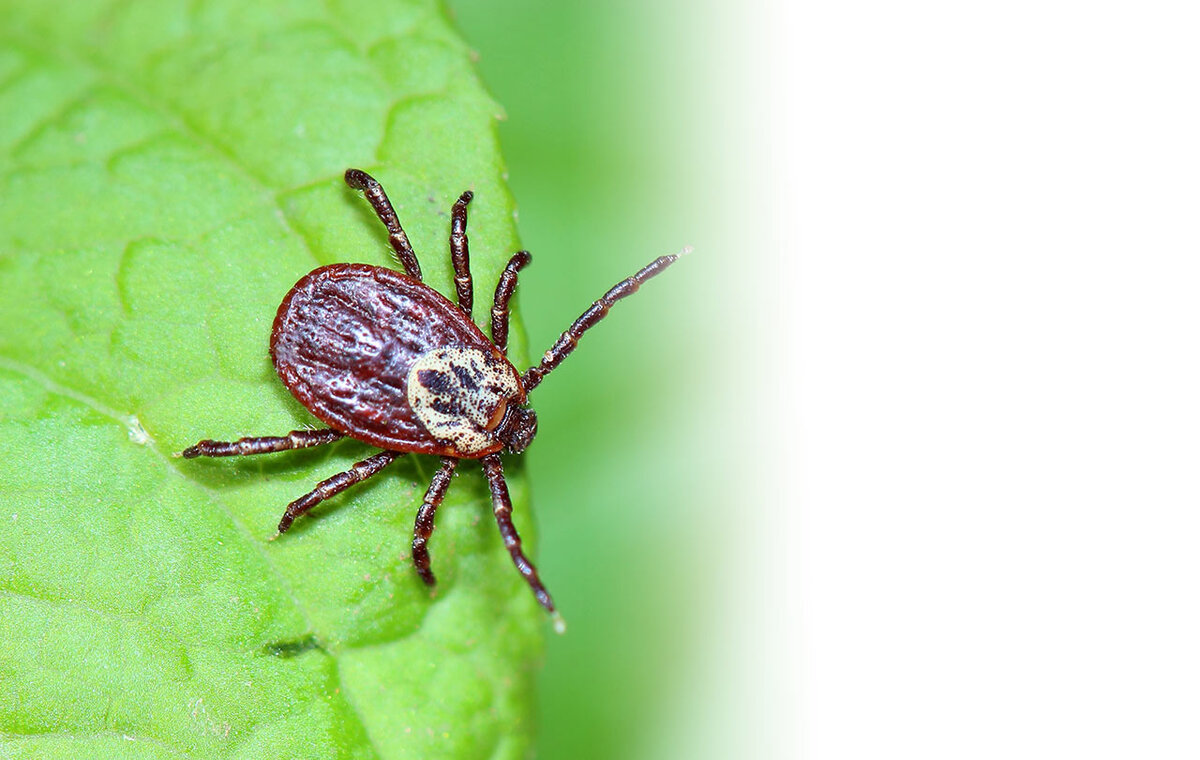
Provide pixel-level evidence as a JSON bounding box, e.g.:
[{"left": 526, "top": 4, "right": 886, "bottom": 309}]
[{"left": 449, "top": 2, "right": 1200, "bottom": 759}]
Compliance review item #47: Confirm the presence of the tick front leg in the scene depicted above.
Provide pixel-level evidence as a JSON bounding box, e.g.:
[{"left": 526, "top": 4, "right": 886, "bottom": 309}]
[
  {"left": 179, "top": 428, "right": 344, "bottom": 458},
  {"left": 449, "top": 191, "right": 474, "bottom": 319},
  {"left": 277, "top": 450, "right": 402, "bottom": 534},
  {"left": 480, "top": 454, "right": 557, "bottom": 614},
  {"left": 411, "top": 456, "right": 459, "bottom": 587},
  {"left": 344, "top": 169, "right": 423, "bottom": 280},
  {"left": 522, "top": 252, "right": 682, "bottom": 393}
]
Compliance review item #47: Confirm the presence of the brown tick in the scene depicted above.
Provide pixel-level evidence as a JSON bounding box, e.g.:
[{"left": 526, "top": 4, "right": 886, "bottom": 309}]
[{"left": 180, "top": 169, "right": 680, "bottom": 628}]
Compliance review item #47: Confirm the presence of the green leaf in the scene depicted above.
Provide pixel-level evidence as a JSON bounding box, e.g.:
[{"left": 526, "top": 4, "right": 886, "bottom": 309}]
[{"left": 0, "top": 2, "right": 544, "bottom": 758}]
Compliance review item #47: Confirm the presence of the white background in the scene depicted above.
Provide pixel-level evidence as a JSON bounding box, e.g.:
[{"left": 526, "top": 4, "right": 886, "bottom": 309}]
[{"left": 681, "top": 1, "right": 1200, "bottom": 757}]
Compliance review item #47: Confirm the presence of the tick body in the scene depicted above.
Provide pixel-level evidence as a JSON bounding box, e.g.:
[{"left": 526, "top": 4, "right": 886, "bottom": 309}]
[
  {"left": 271, "top": 263, "right": 526, "bottom": 457},
  {"left": 182, "top": 168, "right": 680, "bottom": 625}
]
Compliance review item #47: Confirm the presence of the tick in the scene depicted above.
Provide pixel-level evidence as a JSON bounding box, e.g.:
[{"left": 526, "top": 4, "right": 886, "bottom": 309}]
[{"left": 180, "top": 168, "right": 680, "bottom": 627}]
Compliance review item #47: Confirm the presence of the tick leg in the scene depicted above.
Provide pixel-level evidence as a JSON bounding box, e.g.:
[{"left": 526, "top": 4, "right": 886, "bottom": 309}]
[
  {"left": 521, "top": 252, "right": 683, "bottom": 392},
  {"left": 449, "top": 191, "right": 474, "bottom": 319},
  {"left": 490, "top": 251, "right": 532, "bottom": 355},
  {"left": 180, "top": 428, "right": 344, "bottom": 458},
  {"left": 481, "top": 454, "right": 556, "bottom": 613},
  {"left": 277, "top": 450, "right": 402, "bottom": 534},
  {"left": 411, "top": 456, "right": 459, "bottom": 587},
  {"left": 344, "top": 169, "right": 423, "bottom": 280}
]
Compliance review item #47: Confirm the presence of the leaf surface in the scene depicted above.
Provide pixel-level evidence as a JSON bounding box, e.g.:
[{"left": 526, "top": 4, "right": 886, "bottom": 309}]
[{"left": 0, "top": 2, "right": 542, "bottom": 757}]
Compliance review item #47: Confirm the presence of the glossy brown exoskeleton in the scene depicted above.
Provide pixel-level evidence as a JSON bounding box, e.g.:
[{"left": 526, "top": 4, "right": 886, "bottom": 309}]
[{"left": 181, "top": 168, "right": 680, "bottom": 627}]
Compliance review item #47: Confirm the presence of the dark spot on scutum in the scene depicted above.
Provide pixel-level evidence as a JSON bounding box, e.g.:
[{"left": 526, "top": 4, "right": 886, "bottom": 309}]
[
  {"left": 450, "top": 363, "right": 480, "bottom": 391},
  {"left": 431, "top": 397, "right": 464, "bottom": 416},
  {"left": 261, "top": 634, "right": 322, "bottom": 658},
  {"left": 417, "top": 368, "right": 453, "bottom": 394}
]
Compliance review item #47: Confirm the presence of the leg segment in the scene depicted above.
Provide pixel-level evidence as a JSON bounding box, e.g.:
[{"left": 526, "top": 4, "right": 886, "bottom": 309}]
[
  {"left": 481, "top": 454, "right": 556, "bottom": 613},
  {"left": 449, "top": 191, "right": 474, "bottom": 319},
  {"left": 277, "top": 450, "right": 402, "bottom": 533},
  {"left": 521, "top": 253, "right": 682, "bottom": 393},
  {"left": 411, "top": 456, "right": 459, "bottom": 586},
  {"left": 180, "top": 428, "right": 344, "bottom": 458},
  {"left": 490, "top": 251, "right": 532, "bottom": 355},
  {"left": 344, "top": 169, "right": 422, "bottom": 280}
]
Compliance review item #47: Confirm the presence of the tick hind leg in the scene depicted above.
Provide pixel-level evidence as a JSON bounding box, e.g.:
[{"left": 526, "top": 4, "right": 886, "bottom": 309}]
[
  {"left": 481, "top": 454, "right": 558, "bottom": 616},
  {"left": 411, "top": 456, "right": 459, "bottom": 586},
  {"left": 277, "top": 450, "right": 402, "bottom": 533},
  {"left": 180, "top": 428, "right": 345, "bottom": 458},
  {"left": 449, "top": 191, "right": 474, "bottom": 318},
  {"left": 344, "top": 169, "right": 423, "bottom": 280}
]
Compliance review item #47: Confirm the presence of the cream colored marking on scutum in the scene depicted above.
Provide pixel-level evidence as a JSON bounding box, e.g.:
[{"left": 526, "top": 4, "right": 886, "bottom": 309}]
[{"left": 406, "top": 347, "right": 520, "bottom": 455}]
